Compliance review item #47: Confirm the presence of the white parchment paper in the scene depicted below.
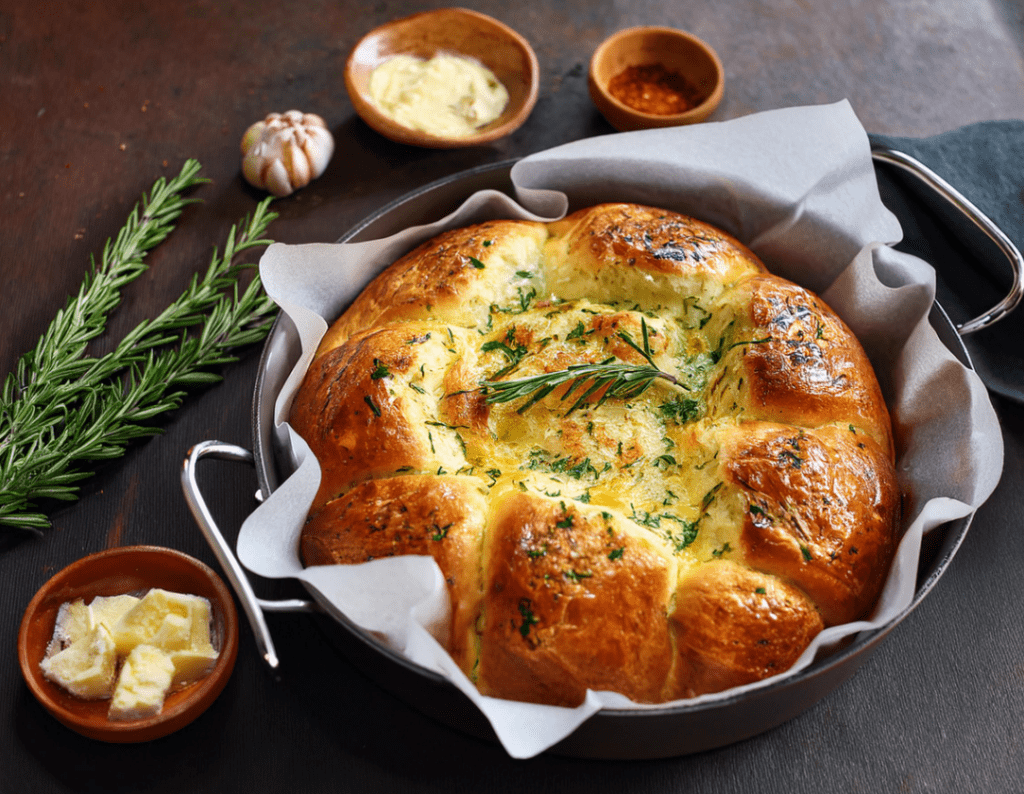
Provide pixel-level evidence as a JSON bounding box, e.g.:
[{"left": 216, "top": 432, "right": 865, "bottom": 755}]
[{"left": 238, "top": 101, "right": 1003, "bottom": 759}]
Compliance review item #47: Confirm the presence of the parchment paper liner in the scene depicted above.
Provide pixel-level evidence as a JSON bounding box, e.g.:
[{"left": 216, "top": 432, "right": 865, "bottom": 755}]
[{"left": 238, "top": 102, "right": 1003, "bottom": 758}]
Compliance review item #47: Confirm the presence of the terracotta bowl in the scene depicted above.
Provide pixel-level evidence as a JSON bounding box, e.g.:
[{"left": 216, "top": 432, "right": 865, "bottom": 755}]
[
  {"left": 588, "top": 26, "right": 724, "bottom": 132},
  {"left": 344, "top": 8, "right": 539, "bottom": 148},
  {"left": 18, "top": 545, "right": 239, "bottom": 743}
]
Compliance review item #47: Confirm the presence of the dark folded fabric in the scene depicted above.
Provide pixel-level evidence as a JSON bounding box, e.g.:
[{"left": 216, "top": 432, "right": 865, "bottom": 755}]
[{"left": 869, "top": 120, "right": 1024, "bottom": 402}]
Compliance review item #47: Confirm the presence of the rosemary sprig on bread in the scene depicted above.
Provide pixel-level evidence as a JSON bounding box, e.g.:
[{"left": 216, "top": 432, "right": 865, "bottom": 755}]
[{"left": 481, "top": 318, "right": 685, "bottom": 415}]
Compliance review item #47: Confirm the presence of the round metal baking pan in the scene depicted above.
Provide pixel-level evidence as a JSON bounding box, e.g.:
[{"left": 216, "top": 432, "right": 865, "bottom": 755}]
[{"left": 203, "top": 159, "right": 977, "bottom": 758}]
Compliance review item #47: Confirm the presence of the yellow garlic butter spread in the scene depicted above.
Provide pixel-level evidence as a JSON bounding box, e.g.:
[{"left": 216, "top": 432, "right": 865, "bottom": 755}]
[{"left": 368, "top": 53, "right": 509, "bottom": 138}]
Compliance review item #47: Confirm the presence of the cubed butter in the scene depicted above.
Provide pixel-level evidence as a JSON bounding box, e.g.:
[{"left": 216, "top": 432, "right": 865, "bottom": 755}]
[
  {"left": 187, "top": 594, "right": 214, "bottom": 651},
  {"left": 111, "top": 588, "right": 208, "bottom": 655},
  {"left": 40, "top": 624, "right": 118, "bottom": 700},
  {"left": 168, "top": 646, "right": 220, "bottom": 688},
  {"left": 108, "top": 644, "right": 175, "bottom": 721},
  {"left": 41, "top": 587, "right": 220, "bottom": 719},
  {"left": 45, "top": 598, "right": 93, "bottom": 657}
]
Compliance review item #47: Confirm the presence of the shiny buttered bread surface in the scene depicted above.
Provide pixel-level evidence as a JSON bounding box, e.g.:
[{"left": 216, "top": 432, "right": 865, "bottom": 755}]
[{"left": 290, "top": 203, "right": 899, "bottom": 706}]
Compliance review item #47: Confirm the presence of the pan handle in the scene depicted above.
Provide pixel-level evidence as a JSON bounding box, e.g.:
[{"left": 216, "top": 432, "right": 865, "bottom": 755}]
[
  {"left": 871, "top": 146, "right": 1024, "bottom": 335},
  {"left": 181, "top": 440, "right": 316, "bottom": 671}
]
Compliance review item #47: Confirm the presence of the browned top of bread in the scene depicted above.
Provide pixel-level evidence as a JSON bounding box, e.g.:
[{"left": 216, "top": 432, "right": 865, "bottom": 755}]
[{"left": 290, "top": 203, "right": 899, "bottom": 706}]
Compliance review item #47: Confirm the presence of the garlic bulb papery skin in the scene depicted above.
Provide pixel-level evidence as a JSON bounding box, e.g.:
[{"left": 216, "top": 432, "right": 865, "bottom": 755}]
[{"left": 241, "top": 110, "right": 334, "bottom": 197}]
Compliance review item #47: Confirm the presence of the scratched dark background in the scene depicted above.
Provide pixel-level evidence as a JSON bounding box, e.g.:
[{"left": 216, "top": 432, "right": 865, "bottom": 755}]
[{"left": 2, "top": 1, "right": 1023, "bottom": 791}]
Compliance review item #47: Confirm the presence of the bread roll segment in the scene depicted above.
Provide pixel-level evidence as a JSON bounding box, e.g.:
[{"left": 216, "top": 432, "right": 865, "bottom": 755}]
[
  {"left": 291, "top": 203, "right": 899, "bottom": 707},
  {"left": 301, "top": 474, "right": 487, "bottom": 671},
  {"left": 477, "top": 492, "right": 677, "bottom": 706},
  {"left": 721, "top": 421, "right": 899, "bottom": 626},
  {"left": 316, "top": 220, "right": 549, "bottom": 356},
  {"left": 670, "top": 561, "right": 824, "bottom": 698}
]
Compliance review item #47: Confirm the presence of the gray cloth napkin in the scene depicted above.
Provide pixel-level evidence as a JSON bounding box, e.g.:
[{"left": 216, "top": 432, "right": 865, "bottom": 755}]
[{"left": 869, "top": 121, "right": 1024, "bottom": 402}]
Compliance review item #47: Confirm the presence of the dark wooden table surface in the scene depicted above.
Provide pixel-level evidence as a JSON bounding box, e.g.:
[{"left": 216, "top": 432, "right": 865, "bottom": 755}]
[{"left": 3, "top": 2, "right": 1023, "bottom": 792}]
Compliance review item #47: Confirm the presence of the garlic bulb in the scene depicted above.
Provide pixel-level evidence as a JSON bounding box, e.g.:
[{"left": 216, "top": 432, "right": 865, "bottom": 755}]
[{"left": 241, "top": 110, "right": 334, "bottom": 197}]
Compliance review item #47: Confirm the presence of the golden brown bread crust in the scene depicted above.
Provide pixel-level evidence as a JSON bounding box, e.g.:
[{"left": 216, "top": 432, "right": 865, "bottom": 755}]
[
  {"left": 301, "top": 475, "right": 487, "bottom": 670},
  {"left": 670, "top": 561, "right": 824, "bottom": 698},
  {"left": 545, "top": 203, "right": 766, "bottom": 281},
  {"left": 476, "top": 492, "right": 676, "bottom": 706},
  {"left": 293, "top": 202, "right": 900, "bottom": 707},
  {"left": 720, "top": 422, "right": 898, "bottom": 626},
  {"left": 290, "top": 321, "right": 483, "bottom": 512},
  {"left": 316, "top": 220, "right": 549, "bottom": 355},
  {"left": 715, "top": 275, "right": 894, "bottom": 458}
]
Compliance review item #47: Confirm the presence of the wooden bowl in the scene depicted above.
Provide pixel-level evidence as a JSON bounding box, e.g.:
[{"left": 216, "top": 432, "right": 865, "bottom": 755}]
[
  {"left": 588, "top": 26, "right": 724, "bottom": 132},
  {"left": 344, "top": 8, "right": 539, "bottom": 148},
  {"left": 18, "top": 546, "right": 239, "bottom": 743}
]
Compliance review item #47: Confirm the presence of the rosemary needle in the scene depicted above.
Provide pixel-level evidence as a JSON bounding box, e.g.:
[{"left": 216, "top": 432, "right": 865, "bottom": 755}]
[{"left": 0, "top": 164, "right": 278, "bottom": 533}]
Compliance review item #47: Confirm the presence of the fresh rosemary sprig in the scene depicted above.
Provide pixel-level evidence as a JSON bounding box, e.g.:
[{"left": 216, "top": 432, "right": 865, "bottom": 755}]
[
  {"left": 1, "top": 160, "right": 207, "bottom": 412},
  {"left": 0, "top": 164, "right": 278, "bottom": 532},
  {"left": 482, "top": 319, "right": 684, "bottom": 415}
]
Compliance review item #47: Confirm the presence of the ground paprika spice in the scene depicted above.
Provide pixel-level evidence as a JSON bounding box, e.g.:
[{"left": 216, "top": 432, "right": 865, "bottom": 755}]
[{"left": 607, "top": 63, "right": 703, "bottom": 115}]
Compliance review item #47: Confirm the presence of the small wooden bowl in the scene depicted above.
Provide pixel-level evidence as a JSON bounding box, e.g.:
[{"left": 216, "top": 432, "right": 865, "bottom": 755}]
[
  {"left": 18, "top": 546, "right": 239, "bottom": 743},
  {"left": 344, "top": 8, "right": 539, "bottom": 148},
  {"left": 588, "top": 26, "right": 724, "bottom": 132}
]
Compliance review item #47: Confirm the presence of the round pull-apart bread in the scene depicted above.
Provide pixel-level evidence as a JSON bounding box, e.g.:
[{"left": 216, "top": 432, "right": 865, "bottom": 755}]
[{"left": 290, "top": 203, "right": 899, "bottom": 706}]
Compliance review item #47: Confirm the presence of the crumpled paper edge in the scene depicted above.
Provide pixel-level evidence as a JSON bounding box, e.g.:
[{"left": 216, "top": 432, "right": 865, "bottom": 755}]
[{"left": 238, "top": 101, "right": 1004, "bottom": 759}]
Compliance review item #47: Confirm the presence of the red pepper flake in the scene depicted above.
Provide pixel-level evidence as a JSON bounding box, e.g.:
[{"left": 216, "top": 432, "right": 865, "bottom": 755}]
[{"left": 607, "top": 63, "right": 703, "bottom": 116}]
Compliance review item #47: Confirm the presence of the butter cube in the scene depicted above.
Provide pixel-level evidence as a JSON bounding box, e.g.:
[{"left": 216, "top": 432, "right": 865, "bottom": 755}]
[
  {"left": 108, "top": 644, "right": 175, "bottom": 721},
  {"left": 187, "top": 595, "right": 214, "bottom": 651},
  {"left": 89, "top": 594, "right": 141, "bottom": 633},
  {"left": 45, "top": 598, "right": 93, "bottom": 657},
  {"left": 168, "top": 646, "right": 219, "bottom": 688},
  {"left": 111, "top": 588, "right": 197, "bottom": 655},
  {"left": 40, "top": 624, "right": 117, "bottom": 700}
]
